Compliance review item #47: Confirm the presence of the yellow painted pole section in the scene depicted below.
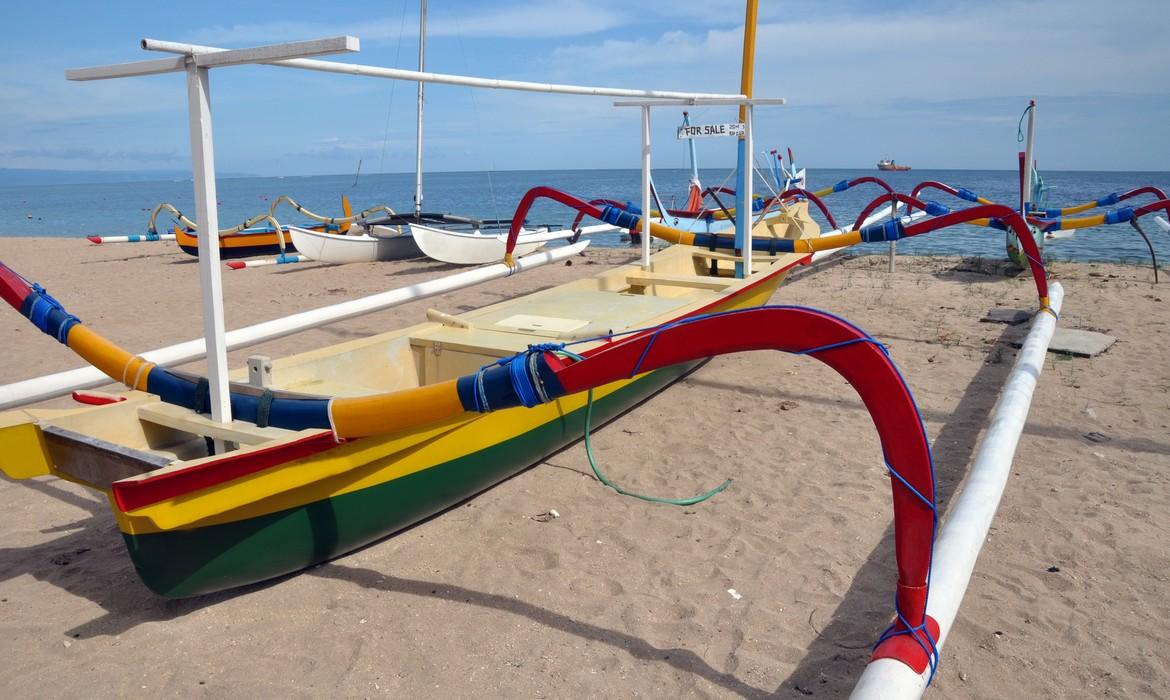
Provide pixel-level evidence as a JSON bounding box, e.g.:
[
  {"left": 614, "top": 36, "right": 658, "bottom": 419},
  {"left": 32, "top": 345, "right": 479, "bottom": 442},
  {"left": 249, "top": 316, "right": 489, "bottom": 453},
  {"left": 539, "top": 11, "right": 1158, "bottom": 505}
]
[
  {"left": 738, "top": 0, "right": 758, "bottom": 123},
  {"left": 1046, "top": 214, "right": 1108, "bottom": 230},
  {"left": 67, "top": 325, "right": 153, "bottom": 391},
  {"left": 1053, "top": 201, "right": 1097, "bottom": 216},
  {"left": 636, "top": 219, "right": 698, "bottom": 247},
  {"left": 329, "top": 379, "right": 469, "bottom": 438},
  {"left": 340, "top": 194, "right": 353, "bottom": 233},
  {"left": 637, "top": 217, "right": 854, "bottom": 253}
]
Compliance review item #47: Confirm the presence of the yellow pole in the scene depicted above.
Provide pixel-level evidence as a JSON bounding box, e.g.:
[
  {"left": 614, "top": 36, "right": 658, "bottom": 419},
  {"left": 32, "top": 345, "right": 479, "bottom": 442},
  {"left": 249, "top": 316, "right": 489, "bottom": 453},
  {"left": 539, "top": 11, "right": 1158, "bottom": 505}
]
[{"left": 738, "top": 0, "right": 758, "bottom": 122}]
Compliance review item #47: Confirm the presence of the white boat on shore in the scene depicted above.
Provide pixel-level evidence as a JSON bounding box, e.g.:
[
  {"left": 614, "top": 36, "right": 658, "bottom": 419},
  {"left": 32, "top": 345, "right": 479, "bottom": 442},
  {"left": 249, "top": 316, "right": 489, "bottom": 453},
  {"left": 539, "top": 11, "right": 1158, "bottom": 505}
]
[
  {"left": 288, "top": 225, "right": 422, "bottom": 264},
  {"left": 409, "top": 222, "right": 571, "bottom": 265}
]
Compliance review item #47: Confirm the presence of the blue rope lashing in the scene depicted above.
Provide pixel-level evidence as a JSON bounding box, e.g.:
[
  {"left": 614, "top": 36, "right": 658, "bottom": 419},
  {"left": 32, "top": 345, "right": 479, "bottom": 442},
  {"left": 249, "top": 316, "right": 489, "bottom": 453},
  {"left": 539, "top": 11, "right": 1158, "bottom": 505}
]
[
  {"left": 1104, "top": 206, "right": 1134, "bottom": 225},
  {"left": 859, "top": 219, "right": 905, "bottom": 243},
  {"left": 471, "top": 343, "right": 565, "bottom": 412},
  {"left": 472, "top": 359, "right": 504, "bottom": 413},
  {"left": 507, "top": 354, "right": 542, "bottom": 408},
  {"left": 884, "top": 461, "right": 937, "bottom": 512},
  {"left": 956, "top": 188, "right": 980, "bottom": 203},
  {"left": 876, "top": 604, "right": 941, "bottom": 684},
  {"left": 925, "top": 201, "right": 951, "bottom": 217},
  {"left": 27, "top": 284, "right": 81, "bottom": 344},
  {"left": 793, "top": 336, "right": 890, "bottom": 358},
  {"left": 877, "top": 458, "right": 941, "bottom": 683}
]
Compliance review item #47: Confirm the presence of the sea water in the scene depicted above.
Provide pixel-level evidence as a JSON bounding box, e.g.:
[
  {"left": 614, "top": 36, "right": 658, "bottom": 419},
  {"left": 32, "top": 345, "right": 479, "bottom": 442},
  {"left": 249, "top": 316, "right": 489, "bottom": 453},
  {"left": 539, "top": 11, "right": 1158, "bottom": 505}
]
[{"left": 1, "top": 168, "right": 1167, "bottom": 265}]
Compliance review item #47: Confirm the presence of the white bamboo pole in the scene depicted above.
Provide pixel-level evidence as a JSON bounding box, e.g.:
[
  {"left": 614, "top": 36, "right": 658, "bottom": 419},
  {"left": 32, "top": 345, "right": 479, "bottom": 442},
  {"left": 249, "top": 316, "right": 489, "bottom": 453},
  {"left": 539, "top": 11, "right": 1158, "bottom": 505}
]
[
  {"left": 850, "top": 282, "right": 1065, "bottom": 699},
  {"left": 0, "top": 242, "right": 588, "bottom": 409},
  {"left": 225, "top": 254, "right": 308, "bottom": 270},
  {"left": 640, "top": 106, "right": 652, "bottom": 270},
  {"left": 186, "top": 62, "right": 232, "bottom": 434},
  {"left": 1154, "top": 215, "right": 1169, "bottom": 233},
  {"left": 1022, "top": 99, "right": 1037, "bottom": 214},
  {"left": 414, "top": 0, "right": 426, "bottom": 218},
  {"left": 742, "top": 104, "right": 754, "bottom": 277},
  {"left": 140, "top": 38, "right": 744, "bottom": 101},
  {"left": 573, "top": 223, "right": 620, "bottom": 236},
  {"left": 87, "top": 234, "right": 176, "bottom": 244}
]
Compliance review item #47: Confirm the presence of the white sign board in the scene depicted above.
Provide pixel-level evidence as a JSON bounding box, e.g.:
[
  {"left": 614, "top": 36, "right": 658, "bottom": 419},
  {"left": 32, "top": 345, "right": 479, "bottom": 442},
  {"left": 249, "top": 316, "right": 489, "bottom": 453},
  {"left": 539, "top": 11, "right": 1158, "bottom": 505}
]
[{"left": 677, "top": 122, "right": 745, "bottom": 139}]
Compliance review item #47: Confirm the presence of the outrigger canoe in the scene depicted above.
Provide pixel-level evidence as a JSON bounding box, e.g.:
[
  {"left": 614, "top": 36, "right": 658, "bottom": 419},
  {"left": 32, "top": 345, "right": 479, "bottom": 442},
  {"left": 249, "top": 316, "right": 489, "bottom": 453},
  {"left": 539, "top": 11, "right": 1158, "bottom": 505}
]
[
  {"left": 0, "top": 203, "right": 825, "bottom": 599},
  {"left": 287, "top": 224, "right": 422, "bottom": 264},
  {"left": 409, "top": 223, "right": 570, "bottom": 266},
  {"left": 174, "top": 224, "right": 308, "bottom": 259},
  {"left": 1, "top": 187, "right": 1074, "bottom": 675}
]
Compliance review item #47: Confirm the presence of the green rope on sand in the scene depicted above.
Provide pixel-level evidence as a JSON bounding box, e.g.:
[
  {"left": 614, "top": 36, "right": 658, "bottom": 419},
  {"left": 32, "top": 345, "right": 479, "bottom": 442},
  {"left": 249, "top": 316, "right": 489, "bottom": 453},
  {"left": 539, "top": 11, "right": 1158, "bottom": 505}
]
[{"left": 560, "top": 350, "right": 731, "bottom": 506}]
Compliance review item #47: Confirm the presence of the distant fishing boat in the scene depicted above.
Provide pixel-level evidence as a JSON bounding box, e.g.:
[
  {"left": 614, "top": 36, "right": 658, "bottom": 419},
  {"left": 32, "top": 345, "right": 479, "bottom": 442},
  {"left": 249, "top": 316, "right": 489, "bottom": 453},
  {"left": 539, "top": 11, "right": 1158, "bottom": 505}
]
[{"left": 877, "top": 158, "right": 911, "bottom": 172}]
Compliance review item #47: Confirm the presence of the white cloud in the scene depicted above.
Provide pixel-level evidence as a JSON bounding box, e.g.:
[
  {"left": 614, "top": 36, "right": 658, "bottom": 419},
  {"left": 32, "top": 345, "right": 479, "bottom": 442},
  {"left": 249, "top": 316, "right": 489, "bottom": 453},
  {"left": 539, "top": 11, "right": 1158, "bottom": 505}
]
[
  {"left": 552, "top": 0, "right": 1170, "bottom": 105},
  {"left": 185, "top": 1, "right": 628, "bottom": 45}
]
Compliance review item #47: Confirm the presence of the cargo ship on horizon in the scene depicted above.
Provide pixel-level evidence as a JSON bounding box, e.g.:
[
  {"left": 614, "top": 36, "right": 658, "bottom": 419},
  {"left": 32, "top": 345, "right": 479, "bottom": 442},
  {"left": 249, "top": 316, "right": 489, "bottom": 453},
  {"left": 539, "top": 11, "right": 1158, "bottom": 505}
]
[{"left": 877, "top": 158, "right": 911, "bottom": 171}]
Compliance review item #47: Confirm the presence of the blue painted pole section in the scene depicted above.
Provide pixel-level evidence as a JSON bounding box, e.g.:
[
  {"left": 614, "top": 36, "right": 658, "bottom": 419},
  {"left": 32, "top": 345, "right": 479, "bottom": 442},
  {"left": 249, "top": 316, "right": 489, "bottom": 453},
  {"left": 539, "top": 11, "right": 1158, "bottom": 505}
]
[{"left": 734, "top": 137, "right": 748, "bottom": 278}]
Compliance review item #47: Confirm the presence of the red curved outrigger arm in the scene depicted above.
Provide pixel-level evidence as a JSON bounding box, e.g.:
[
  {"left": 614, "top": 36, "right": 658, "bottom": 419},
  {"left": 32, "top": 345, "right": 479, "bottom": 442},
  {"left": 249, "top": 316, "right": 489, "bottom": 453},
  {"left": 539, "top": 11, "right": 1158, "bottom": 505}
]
[
  {"left": 1123, "top": 187, "right": 1168, "bottom": 203},
  {"left": 1134, "top": 198, "right": 1170, "bottom": 221},
  {"left": 846, "top": 176, "right": 896, "bottom": 196},
  {"left": 552, "top": 305, "right": 940, "bottom": 673},
  {"left": 905, "top": 204, "right": 1050, "bottom": 304},
  {"left": 851, "top": 193, "right": 929, "bottom": 231},
  {"left": 766, "top": 188, "right": 838, "bottom": 230},
  {"left": 909, "top": 181, "right": 961, "bottom": 213},
  {"left": 570, "top": 199, "right": 627, "bottom": 232}
]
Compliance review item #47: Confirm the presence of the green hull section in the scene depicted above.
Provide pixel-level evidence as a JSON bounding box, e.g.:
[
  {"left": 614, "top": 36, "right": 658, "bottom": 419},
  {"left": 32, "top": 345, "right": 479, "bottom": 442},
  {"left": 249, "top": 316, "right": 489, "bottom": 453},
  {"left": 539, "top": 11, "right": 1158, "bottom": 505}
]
[{"left": 123, "top": 364, "right": 694, "bottom": 597}]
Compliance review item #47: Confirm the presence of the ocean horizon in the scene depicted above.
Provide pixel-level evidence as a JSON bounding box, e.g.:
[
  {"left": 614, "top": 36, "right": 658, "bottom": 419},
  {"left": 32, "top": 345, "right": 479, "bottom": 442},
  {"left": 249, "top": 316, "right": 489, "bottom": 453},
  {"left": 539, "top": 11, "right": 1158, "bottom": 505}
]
[{"left": 2, "top": 167, "right": 1168, "bottom": 266}]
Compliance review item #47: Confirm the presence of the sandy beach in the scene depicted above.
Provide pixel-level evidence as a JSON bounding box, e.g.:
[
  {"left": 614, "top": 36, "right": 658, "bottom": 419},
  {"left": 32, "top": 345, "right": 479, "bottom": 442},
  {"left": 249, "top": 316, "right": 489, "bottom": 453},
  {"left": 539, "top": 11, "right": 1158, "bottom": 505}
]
[{"left": 0, "top": 238, "right": 1166, "bottom": 698}]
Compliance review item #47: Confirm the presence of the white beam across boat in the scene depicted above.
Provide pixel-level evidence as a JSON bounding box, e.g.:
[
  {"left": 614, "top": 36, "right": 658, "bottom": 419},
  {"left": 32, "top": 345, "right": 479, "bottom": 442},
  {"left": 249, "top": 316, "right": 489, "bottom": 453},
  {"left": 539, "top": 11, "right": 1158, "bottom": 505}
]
[
  {"left": 612, "top": 97, "right": 786, "bottom": 107},
  {"left": 66, "top": 36, "right": 359, "bottom": 81},
  {"left": 140, "top": 38, "right": 745, "bottom": 101},
  {"left": 65, "top": 56, "right": 187, "bottom": 82},
  {"left": 191, "top": 36, "right": 359, "bottom": 69},
  {"left": 850, "top": 282, "right": 1065, "bottom": 699},
  {"left": 0, "top": 242, "right": 589, "bottom": 410}
]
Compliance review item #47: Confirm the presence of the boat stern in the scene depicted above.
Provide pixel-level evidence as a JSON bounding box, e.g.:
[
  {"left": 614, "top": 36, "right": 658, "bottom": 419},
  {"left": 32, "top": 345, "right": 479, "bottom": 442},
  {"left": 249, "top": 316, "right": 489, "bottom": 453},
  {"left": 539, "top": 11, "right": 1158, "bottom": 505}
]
[{"left": 0, "top": 414, "right": 53, "bottom": 479}]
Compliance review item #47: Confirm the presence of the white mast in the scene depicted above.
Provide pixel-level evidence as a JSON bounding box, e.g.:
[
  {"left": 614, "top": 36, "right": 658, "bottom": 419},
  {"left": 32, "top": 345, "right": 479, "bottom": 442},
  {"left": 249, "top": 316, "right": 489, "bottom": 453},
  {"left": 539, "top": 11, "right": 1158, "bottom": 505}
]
[
  {"left": 1021, "top": 99, "right": 1037, "bottom": 214},
  {"left": 414, "top": 0, "right": 426, "bottom": 218}
]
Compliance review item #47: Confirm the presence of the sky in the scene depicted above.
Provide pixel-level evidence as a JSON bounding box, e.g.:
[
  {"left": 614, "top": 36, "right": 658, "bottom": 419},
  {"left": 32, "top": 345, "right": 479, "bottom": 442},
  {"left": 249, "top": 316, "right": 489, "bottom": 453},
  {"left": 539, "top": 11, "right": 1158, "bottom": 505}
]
[{"left": 1, "top": 0, "right": 1167, "bottom": 175}]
